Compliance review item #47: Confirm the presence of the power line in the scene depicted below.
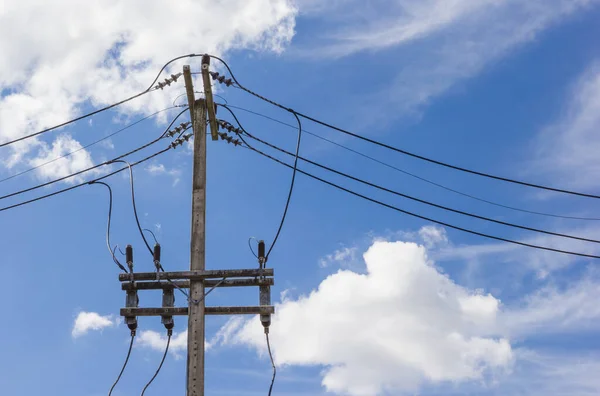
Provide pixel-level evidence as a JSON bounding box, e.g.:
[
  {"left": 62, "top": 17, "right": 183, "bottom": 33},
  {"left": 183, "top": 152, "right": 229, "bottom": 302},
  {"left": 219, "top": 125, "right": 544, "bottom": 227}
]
[
  {"left": 222, "top": 103, "right": 600, "bottom": 222},
  {"left": 0, "top": 145, "right": 172, "bottom": 214},
  {"left": 0, "top": 54, "right": 204, "bottom": 149},
  {"left": 113, "top": 159, "right": 154, "bottom": 256},
  {"left": 240, "top": 138, "right": 600, "bottom": 260},
  {"left": 241, "top": 129, "right": 600, "bottom": 245},
  {"left": 218, "top": 104, "right": 302, "bottom": 261},
  {"left": 209, "top": 57, "right": 600, "bottom": 200},
  {"left": 89, "top": 181, "right": 128, "bottom": 273},
  {"left": 140, "top": 330, "right": 172, "bottom": 396},
  {"left": 0, "top": 108, "right": 189, "bottom": 203},
  {"left": 108, "top": 331, "right": 135, "bottom": 396},
  {"left": 266, "top": 332, "right": 276, "bottom": 396},
  {"left": 0, "top": 106, "right": 178, "bottom": 185},
  {"left": 143, "top": 228, "right": 159, "bottom": 245}
]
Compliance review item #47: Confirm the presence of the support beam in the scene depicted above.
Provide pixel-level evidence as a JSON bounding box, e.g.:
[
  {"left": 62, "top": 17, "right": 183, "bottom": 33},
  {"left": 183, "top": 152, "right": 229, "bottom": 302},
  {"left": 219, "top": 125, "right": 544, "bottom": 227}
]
[
  {"left": 120, "top": 306, "right": 275, "bottom": 317},
  {"left": 118, "top": 268, "right": 274, "bottom": 282},
  {"left": 121, "top": 278, "right": 274, "bottom": 291},
  {"left": 201, "top": 55, "right": 219, "bottom": 141}
]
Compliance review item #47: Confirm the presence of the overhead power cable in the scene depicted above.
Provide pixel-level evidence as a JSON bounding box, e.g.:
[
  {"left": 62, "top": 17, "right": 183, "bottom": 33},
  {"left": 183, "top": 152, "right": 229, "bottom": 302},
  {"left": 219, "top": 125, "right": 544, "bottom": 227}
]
[
  {"left": 108, "top": 331, "right": 135, "bottom": 396},
  {"left": 113, "top": 159, "right": 154, "bottom": 256},
  {"left": 219, "top": 102, "right": 302, "bottom": 261},
  {"left": 0, "top": 106, "right": 178, "bottom": 185},
  {"left": 240, "top": 137, "right": 600, "bottom": 260},
  {"left": 222, "top": 104, "right": 600, "bottom": 222},
  {"left": 140, "top": 330, "right": 172, "bottom": 396},
  {"left": 266, "top": 332, "right": 276, "bottom": 396},
  {"left": 0, "top": 108, "right": 189, "bottom": 203},
  {"left": 209, "top": 56, "right": 600, "bottom": 200},
  {"left": 0, "top": 54, "right": 204, "bottom": 149},
  {"left": 0, "top": 145, "right": 174, "bottom": 214},
  {"left": 240, "top": 127, "right": 600, "bottom": 245},
  {"left": 89, "top": 181, "right": 128, "bottom": 273}
]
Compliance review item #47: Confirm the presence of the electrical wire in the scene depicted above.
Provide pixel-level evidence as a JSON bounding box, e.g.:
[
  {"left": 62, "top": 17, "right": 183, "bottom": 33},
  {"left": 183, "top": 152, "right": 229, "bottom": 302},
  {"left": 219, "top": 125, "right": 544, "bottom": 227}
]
[
  {"left": 266, "top": 332, "right": 276, "bottom": 396},
  {"left": 172, "top": 90, "right": 228, "bottom": 107},
  {"left": 108, "top": 331, "right": 135, "bottom": 396},
  {"left": 0, "top": 108, "right": 189, "bottom": 203},
  {"left": 209, "top": 56, "right": 600, "bottom": 200},
  {"left": 248, "top": 237, "right": 259, "bottom": 258},
  {"left": 0, "top": 146, "right": 172, "bottom": 213},
  {"left": 241, "top": 129, "right": 600, "bottom": 245},
  {"left": 139, "top": 330, "right": 171, "bottom": 396},
  {"left": 190, "top": 277, "right": 227, "bottom": 305},
  {"left": 111, "top": 161, "right": 190, "bottom": 299},
  {"left": 240, "top": 137, "right": 600, "bottom": 260},
  {"left": 112, "top": 159, "right": 153, "bottom": 256},
  {"left": 143, "top": 228, "right": 159, "bottom": 245},
  {"left": 221, "top": 104, "right": 600, "bottom": 222},
  {"left": 89, "top": 181, "right": 128, "bottom": 273},
  {"left": 0, "top": 107, "right": 177, "bottom": 185},
  {"left": 1, "top": 54, "right": 204, "bottom": 149},
  {"left": 219, "top": 104, "right": 302, "bottom": 260}
]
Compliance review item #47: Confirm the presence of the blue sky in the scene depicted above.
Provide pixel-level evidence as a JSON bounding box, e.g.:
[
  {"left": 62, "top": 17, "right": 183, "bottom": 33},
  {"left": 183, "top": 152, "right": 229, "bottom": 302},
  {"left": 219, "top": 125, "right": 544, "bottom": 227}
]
[{"left": 2, "top": 1, "right": 600, "bottom": 395}]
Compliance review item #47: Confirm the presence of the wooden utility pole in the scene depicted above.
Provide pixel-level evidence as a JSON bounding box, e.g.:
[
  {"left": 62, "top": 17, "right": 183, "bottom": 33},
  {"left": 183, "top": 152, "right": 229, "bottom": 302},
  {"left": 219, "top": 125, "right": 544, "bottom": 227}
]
[
  {"left": 118, "top": 61, "right": 274, "bottom": 396},
  {"left": 185, "top": 63, "right": 208, "bottom": 395}
]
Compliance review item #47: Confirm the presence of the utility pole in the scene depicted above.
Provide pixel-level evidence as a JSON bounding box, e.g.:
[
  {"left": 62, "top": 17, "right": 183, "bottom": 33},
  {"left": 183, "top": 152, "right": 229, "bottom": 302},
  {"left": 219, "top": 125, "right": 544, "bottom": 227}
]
[
  {"left": 185, "top": 63, "right": 208, "bottom": 395},
  {"left": 118, "top": 58, "right": 274, "bottom": 396}
]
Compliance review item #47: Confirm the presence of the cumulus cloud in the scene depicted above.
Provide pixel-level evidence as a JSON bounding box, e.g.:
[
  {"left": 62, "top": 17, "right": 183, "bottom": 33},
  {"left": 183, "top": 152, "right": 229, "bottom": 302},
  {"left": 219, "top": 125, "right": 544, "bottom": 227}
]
[
  {"left": 223, "top": 240, "right": 513, "bottom": 395},
  {"left": 137, "top": 324, "right": 237, "bottom": 358},
  {"left": 0, "top": 0, "right": 297, "bottom": 179},
  {"left": 137, "top": 329, "right": 189, "bottom": 358},
  {"left": 212, "top": 228, "right": 600, "bottom": 395},
  {"left": 28, "top": 134, "right": 99, "bottom": 183},
  {"left": 72, "top": 311, "right": 116, "bottom": 338}
]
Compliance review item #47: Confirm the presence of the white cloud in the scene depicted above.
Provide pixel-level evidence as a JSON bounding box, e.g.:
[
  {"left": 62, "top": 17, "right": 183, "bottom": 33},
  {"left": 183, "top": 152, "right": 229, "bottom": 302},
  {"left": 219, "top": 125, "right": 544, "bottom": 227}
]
[
  {"left": 214, "top": 228, "right": 600, "bottom": 395},
  {"left": 533, "top": 61, "right": 600, "bottom": 189},
  {"left": 223, "top": 240, "right": 513, "bottom": 395},
  {"left": 145, "top": 162, "right": 181, "bottom": 187},
  {"left": 28, "top": 134, "right": 99, "bottom": 183},
  {"left": 137, "top": 329, "right": 189, "bottom": 358},
  {"left": 72, "top": 311, "right": 115, "bottom": 338},
  {"left": 0, "top": 0, "right": 297, "bottom": 178},
  {"left": 300, "top": 0, "right": 598, "bottom": 117},
  {"left": 503, "top": 271, "right": 600, "bottom": 337},
  {"left": 318, "top": 246, "right": 359, "bottom": 268},
  {"left": 418, "top": 225, "right": 449, "bottom": 248}
]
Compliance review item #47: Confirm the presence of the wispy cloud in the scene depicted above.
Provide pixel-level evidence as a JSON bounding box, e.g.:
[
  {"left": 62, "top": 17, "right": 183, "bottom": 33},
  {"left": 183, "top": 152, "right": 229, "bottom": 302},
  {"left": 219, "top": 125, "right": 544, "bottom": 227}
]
[
  {"left": 298, "top": 0, "right": 598, "bottom": 118},
  {"left": 146, "top": 163, "right": 182, "bottom": 187},
  {"left": 533, "top": 61, "right": 600, "bottom": 190}
]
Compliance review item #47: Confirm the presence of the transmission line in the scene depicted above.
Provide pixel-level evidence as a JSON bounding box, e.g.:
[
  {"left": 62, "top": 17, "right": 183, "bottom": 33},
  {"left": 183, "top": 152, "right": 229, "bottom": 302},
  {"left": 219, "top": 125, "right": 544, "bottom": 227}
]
[
  {"left": 0, "top": 108, "right": 188, "bottom": 203},
  {"left": 0, "top": 106, "right": 178, "bottom": 185},
  {"left": 221, "top": 103, "right": 600, "bottom": 221},
  {"left": 208, "top": 57, "right": 600, "bottom": 200},
  {"left": 240, "top": 127, "right": 600, "bottom": 245},
  {"left": 239, "top": 137, "right": 600, "bottom": 260},
  {"left": 1, "top": 53, "right": 205, "bottom": 149}
]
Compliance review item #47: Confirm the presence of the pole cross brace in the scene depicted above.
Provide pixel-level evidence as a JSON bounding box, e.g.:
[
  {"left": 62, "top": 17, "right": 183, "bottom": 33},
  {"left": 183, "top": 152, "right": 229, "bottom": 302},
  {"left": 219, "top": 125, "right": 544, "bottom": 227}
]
[
  {"left": 121, "top": 277, "right": 274, "bottom": 290},
  {"left": 118, "top": 268, "right": 274, "bottom": 282},
  {"left": 120, "top": 306, "right": 275, "bottom": 317}
]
